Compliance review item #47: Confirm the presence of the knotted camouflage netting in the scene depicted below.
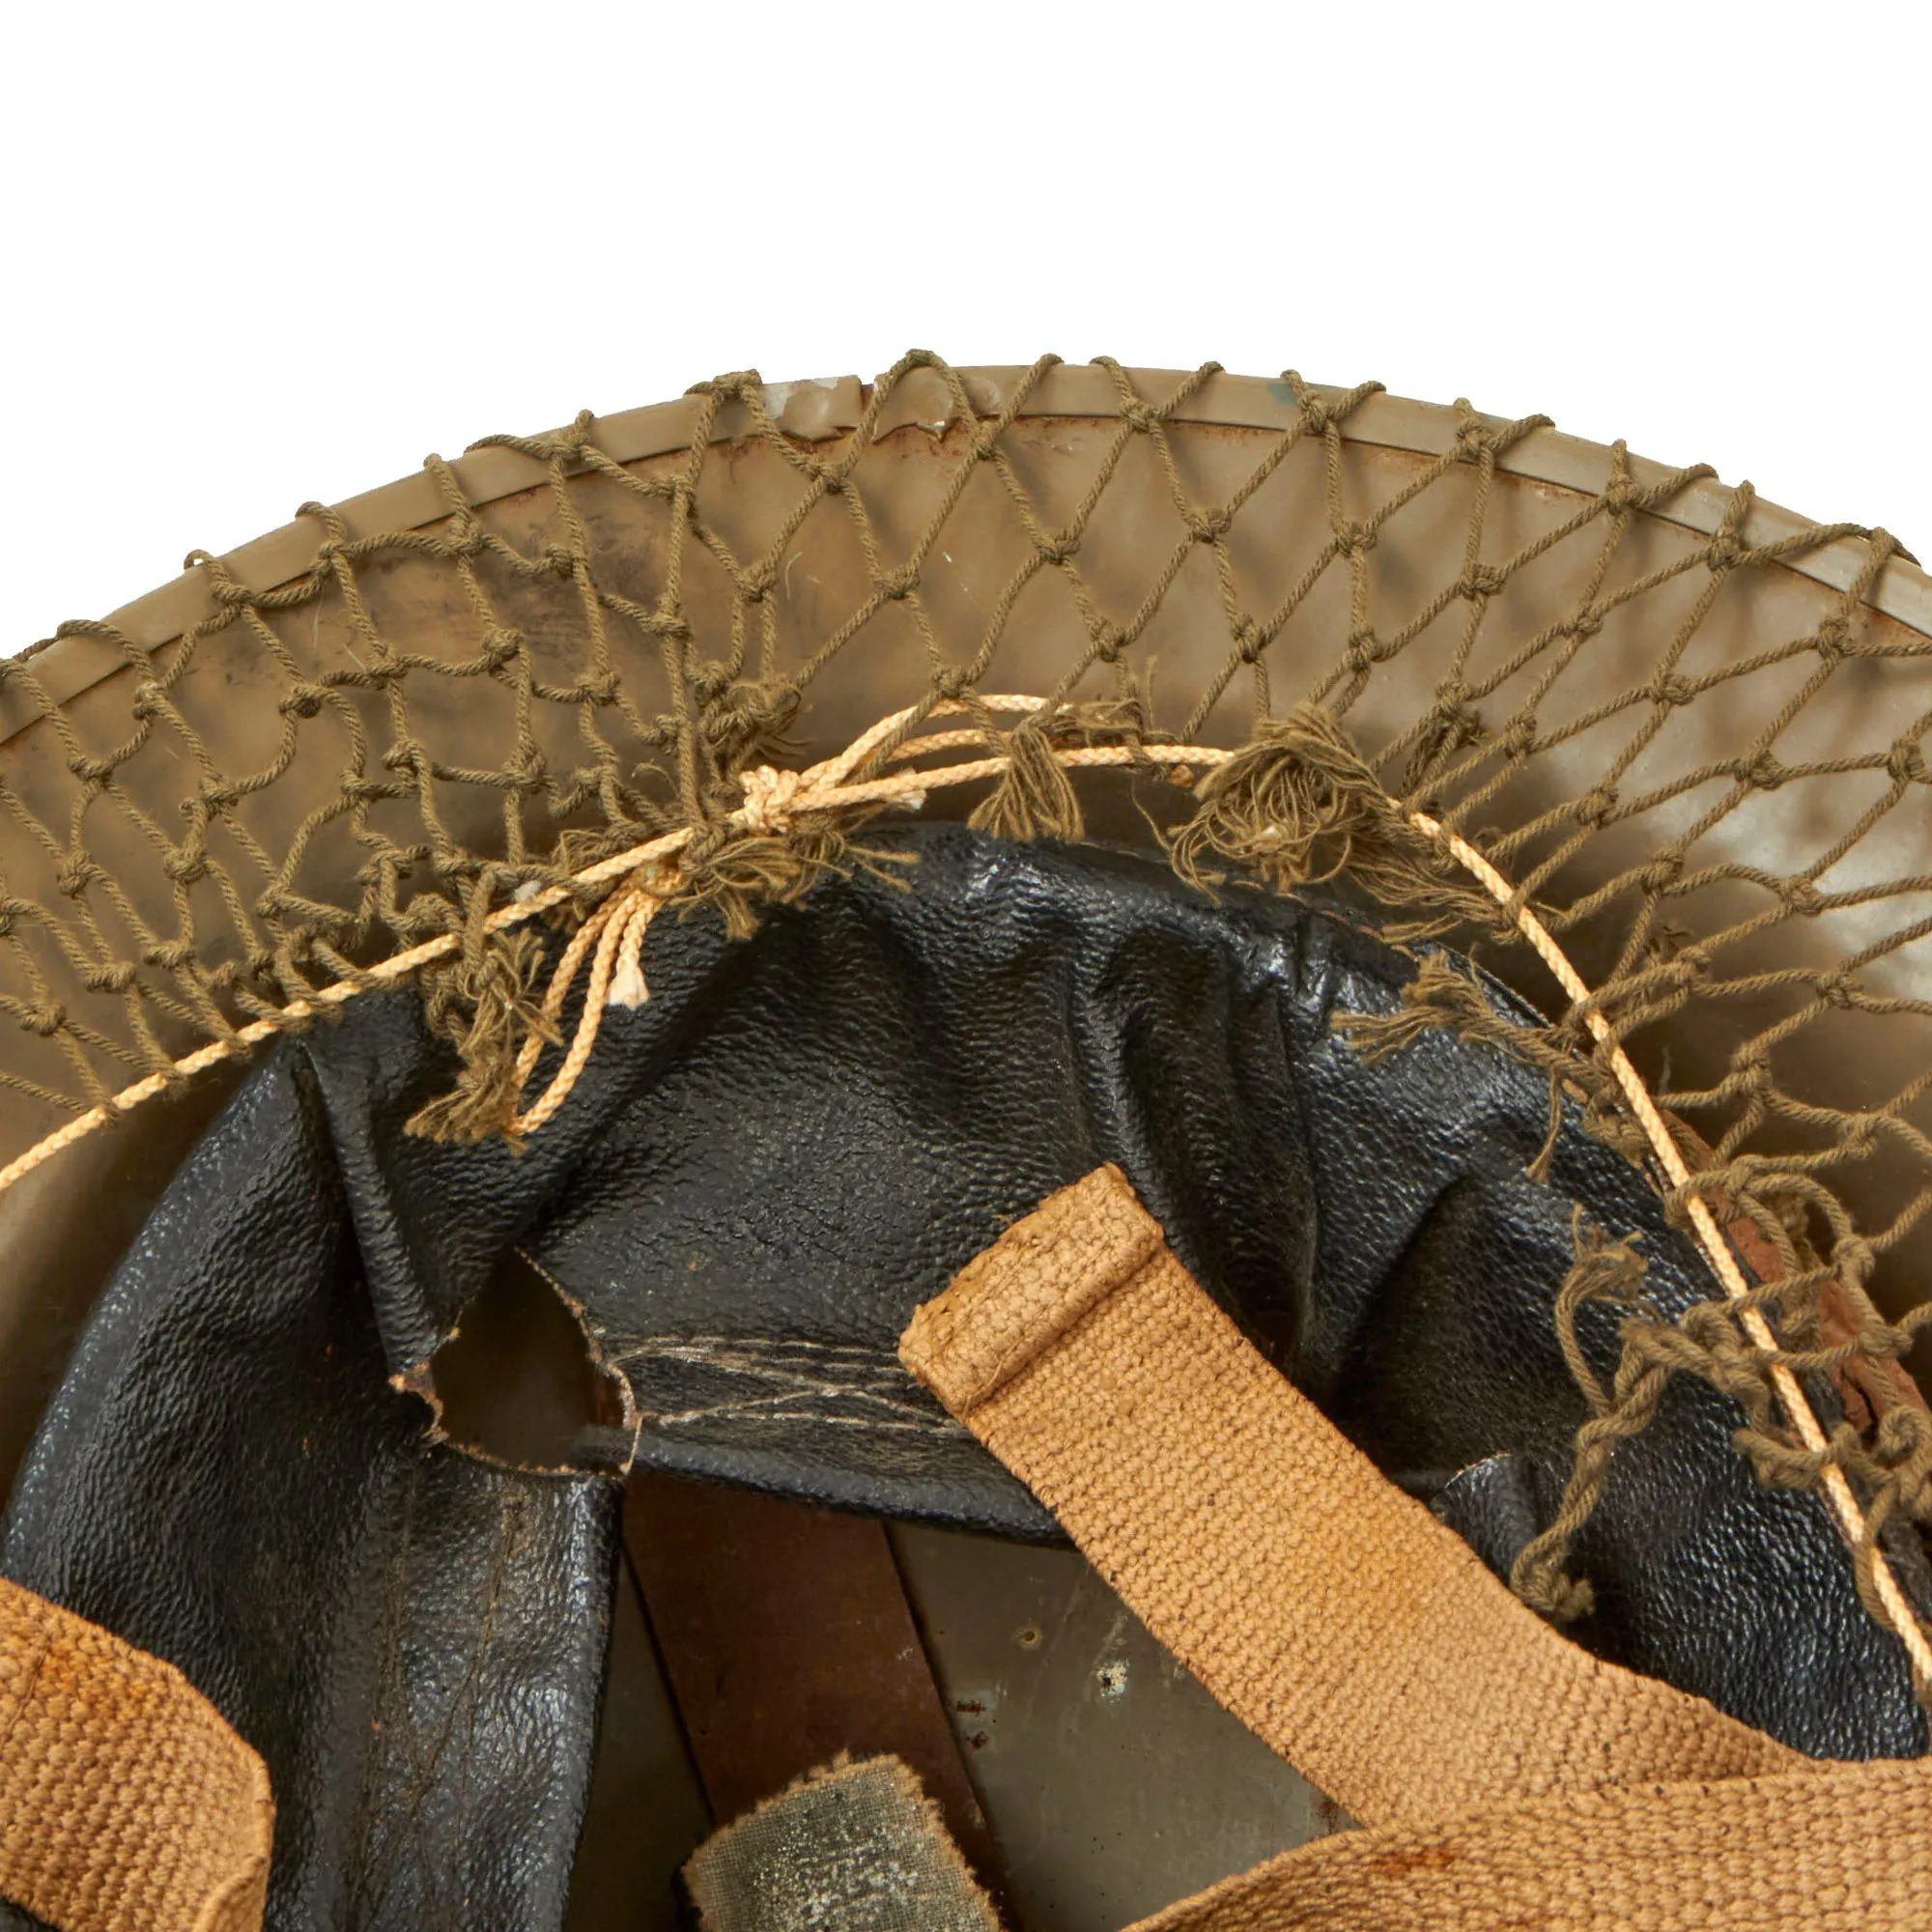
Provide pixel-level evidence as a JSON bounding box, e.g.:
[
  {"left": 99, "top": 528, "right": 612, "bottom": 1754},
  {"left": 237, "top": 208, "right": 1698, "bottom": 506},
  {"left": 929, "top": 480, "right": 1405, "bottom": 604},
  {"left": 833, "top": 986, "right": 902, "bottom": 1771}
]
[{"left": 0, "top": 353, "right": 1926, "bottom": 1675}]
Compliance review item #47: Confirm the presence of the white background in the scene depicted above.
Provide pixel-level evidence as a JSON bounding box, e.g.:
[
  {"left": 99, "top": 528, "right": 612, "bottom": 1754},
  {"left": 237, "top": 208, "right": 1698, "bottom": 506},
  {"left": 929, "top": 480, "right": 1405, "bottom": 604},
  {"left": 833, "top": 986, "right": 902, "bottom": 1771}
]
[{"left": 4, "top": 2, "right": 1926, "bottom": 646}]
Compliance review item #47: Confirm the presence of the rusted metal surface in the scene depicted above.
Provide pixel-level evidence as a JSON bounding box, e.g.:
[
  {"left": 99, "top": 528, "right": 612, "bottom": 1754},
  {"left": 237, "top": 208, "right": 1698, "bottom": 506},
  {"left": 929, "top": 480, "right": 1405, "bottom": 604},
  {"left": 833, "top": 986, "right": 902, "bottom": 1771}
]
[
  {"left": 890, "top": 1522, "right": 1347, "bottom": 1932},
  {"left": 623, "top": 1473, "right": 1005, "bottom": 1902}
]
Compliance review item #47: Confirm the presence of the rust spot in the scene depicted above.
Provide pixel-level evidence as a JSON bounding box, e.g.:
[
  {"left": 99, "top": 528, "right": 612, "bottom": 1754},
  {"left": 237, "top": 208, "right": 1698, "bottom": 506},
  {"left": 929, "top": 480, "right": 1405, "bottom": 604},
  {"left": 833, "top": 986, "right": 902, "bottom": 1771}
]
[{"left": 953, "top": 1698, "right": 986, "bottom": 1716}]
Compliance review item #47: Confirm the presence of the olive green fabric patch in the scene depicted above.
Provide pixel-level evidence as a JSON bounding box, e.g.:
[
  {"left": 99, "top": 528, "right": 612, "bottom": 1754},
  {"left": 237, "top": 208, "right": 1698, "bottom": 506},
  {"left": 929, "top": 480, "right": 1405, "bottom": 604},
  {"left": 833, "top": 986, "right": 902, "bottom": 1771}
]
[{"left": 682, "top": 1754, "right": 999, "bottom": 1932}]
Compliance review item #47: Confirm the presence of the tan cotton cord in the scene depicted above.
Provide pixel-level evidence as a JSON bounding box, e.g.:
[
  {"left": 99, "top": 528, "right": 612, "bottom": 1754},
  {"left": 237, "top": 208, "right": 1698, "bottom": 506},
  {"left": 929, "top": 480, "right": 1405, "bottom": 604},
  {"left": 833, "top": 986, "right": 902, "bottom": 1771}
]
[{"left": 0, "top": 692, "right": 1922, "bottom": 1681}]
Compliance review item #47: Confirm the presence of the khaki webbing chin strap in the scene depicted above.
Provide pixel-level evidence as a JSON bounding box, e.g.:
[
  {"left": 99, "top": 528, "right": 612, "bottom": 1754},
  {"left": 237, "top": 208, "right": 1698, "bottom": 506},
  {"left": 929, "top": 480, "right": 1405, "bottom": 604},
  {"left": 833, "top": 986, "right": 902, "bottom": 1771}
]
[
  {"left": 901, "top": 1166, "right": 1932, "bottom": 1931},
  {"left": 0, "top": 1577, "right": 272, "bottom": 1932}
]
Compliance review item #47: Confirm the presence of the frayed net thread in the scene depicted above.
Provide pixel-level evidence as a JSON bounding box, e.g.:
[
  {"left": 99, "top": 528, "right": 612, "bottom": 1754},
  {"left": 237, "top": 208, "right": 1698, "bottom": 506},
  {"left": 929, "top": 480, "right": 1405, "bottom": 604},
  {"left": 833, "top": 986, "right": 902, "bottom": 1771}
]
[
  {"left": 1167, "top": 704, "right": 1492, "bottom": 936},
  {"left": 1336, "top": 952, "right": 1932, "bottom": 1657}
]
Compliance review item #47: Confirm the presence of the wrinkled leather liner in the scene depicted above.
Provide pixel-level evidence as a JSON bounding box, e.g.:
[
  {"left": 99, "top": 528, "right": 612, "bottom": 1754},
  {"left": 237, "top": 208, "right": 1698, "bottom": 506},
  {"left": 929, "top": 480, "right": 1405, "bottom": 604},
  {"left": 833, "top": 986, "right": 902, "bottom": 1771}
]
[
  {"left": 2, "top": 824, "right": 1925, "bottom": 1932},
  {"left": 0, "top": 1051, "right": 618, "bottom": 1932}
]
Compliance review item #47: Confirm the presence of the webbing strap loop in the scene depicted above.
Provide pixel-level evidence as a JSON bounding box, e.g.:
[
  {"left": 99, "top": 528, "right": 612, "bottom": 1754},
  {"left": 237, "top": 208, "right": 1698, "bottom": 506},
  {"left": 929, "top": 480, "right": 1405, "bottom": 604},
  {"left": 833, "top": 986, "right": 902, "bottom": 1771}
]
[
  {"left": 0, "top": 1577, "right": 272, "bottom": 1932},
  {"left": 901, "top": 1165, "right": 1932, "bottom": 1930}
]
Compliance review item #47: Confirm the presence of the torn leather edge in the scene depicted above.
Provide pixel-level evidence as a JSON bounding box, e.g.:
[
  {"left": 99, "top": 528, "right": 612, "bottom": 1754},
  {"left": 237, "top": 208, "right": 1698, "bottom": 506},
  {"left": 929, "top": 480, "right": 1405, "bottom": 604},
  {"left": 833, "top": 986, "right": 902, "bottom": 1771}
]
[{"left": 386, "top": 1245, "right": 642, "bottom": 1475}]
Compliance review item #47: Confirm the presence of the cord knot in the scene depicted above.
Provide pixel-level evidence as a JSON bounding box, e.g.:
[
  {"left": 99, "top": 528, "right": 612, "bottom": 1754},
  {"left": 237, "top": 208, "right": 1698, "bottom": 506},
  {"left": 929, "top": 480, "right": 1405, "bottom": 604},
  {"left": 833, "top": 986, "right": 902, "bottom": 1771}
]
[{"left": 737, "top": 764, "right": 808, "bottom": 836}]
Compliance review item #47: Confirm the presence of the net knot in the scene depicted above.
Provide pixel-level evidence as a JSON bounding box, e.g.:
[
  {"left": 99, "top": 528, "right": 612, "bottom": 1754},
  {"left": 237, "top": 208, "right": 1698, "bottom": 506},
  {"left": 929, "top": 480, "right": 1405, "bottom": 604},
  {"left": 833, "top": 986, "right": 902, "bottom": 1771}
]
[
  {"left": 1037, "top": 527, "right": 1079, "bottom": 564},
  {"left": 1706, "top": 528, "right": 1747, "bottom": 573},
  {"left": 205, "top": 573, "right": 256, "bottom": 610},
  {"left": 1298, "top": 397, "right": 1332, "bottom": 437},
  {"left": 383, "top": 738, "right": 431, "bottom": 780},
  {"left": 1453, "top": 418, "right": 1494, "bottom": 464},
  {"left": 1886, "top": 740, "right": 1928, "bottom": 786},
  {"left": 1873, "top": 1408, "right": 1932, "bottom": 1517},
  {"left": 1817, "top": 970, "right": 1862, "bottom": 1011},
  {"left": 878, "top": 563, "right": 919, "bottom": 600},
  {"left": 162, "top": 849, "right": 209, "bottom": 887},
  {"left": 641, "top": 605, "right": 691, "bottom": 642},
  {"left": 506, "top": 749, "right": 548, "bottom": 793},
  {"left": 479, "top": 628, "right": 523, "bottom": 670},
  {"left": 571, "top": 672, "right": 621, "bottom": 707},
  {"left": 19, "top": 1001, "right": 63, "bottom": 1037},
  {"left": 1832, "top": 1231, "right": 1880, "bottom": 1289},
  {"left": 548, "top": 411, "right": 596, "bottom": 463},
  {"left": 736, "top": 764, "right": 808, "bottom": 836},
  {"left": 1574, "top": 786, "right": 1619, "bottom": 828},
  {"left": 65, "top": 753, "right": 112, "bottom": 785},
  {"left": 1186, "top": 507, "right": 1233, "bottom": 544},
  {"left": 1778, "top": 877, "right": 1827, "bottom": 917},
  {"left": 1459, "top": 564, "right": 1507, "bottom": 601},
  {"left": 1560, "top": 609, "right": 1605, "bottom": 642},
  {"left": 1650, "top": 672, "right": 1698, "bottom": 707},
  {"left": 1404, "top": 694, "right": 1486, "bottom": 789},
  {"left": 55, "top": 860, "right": 98, "bottom": 898},
  {"left": 1333, "top": 520, "right": 1377, "bottom": 556},
  {"left": 1499, "top": 717, "right": 1539, "bottom": 760},
  {"left": 1122, "top": 400, "right": 1160, "bottom": 433},
  {"left": 279, "top": 683, "right": 327, "bottom": 720},
  {"left": 442, "top": 511, "right": 486, "bottom": 555},
  {"left": 1089, "top": 617, "right": 1127, "bottom": 662},
  {"left": 1736, "top": 750, "right": 1787, "bottom": 790},
  {"left": 1234, "top": 617, "right": 1264, "bottom": 664},
  {"left": 1814, "top": 615, "right": 1852, "bottom": 664},
  {"left": 1600, "top": 473, "right": 1640, "bottom": 515}
]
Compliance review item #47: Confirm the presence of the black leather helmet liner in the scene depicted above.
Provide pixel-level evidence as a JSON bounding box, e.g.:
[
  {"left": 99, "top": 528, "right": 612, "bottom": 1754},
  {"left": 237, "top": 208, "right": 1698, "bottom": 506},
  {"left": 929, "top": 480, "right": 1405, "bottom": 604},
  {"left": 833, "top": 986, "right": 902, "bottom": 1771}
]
[{"left": 4, "top": 825, "right": 1924, "bottom": 1932}]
